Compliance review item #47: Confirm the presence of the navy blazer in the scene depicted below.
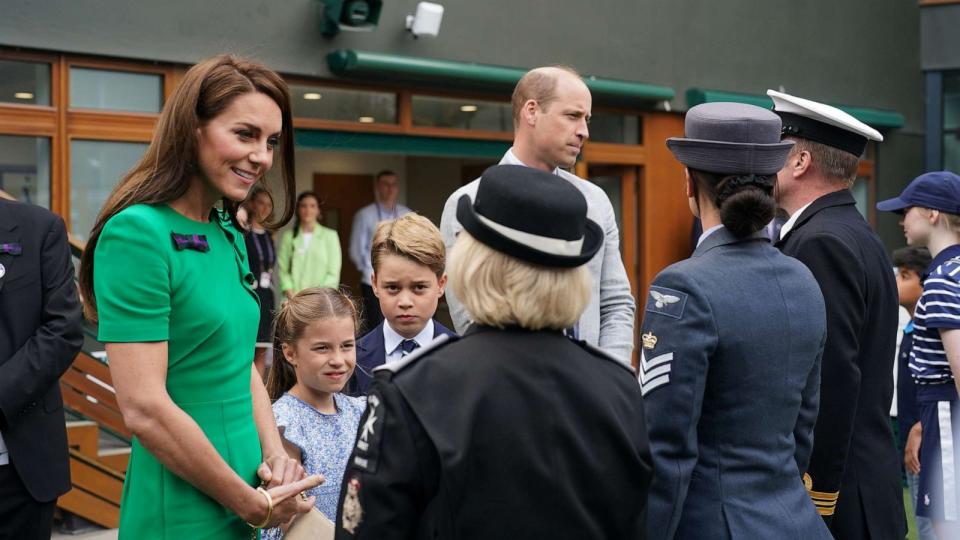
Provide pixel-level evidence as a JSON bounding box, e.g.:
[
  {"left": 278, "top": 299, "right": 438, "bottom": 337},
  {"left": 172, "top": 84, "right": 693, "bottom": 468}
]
[
  {"left": 642, "top": 227, "right": 830, "bottom": 540},
  {"left": 777, "top": 190, "right": 905, "bottom": 540},
  {"left": 347, "top": 320, "right": 455, "bottom": 396},
  {"left": 0, "top": 200, "right": 83, "bottom": 501}
]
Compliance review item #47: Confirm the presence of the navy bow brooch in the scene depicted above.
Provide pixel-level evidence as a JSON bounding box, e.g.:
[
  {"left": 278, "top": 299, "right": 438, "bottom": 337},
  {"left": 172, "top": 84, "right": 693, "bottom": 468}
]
[{"left": 171, "top": 233, "right": 209, "bottom": 252}]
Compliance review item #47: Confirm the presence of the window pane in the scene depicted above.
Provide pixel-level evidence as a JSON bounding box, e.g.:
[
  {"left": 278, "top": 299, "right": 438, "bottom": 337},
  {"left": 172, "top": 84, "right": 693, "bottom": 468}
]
[
  {"left": 412, "top": 95, "right": 512, "bottom": 132},
  {"left": 852, "top": 177, "right": 869, "bottom": 220},
  {"left": 70, "top": 140, "right": 148, "bottom": 240},
  {"left": 590, "top": 173, "right": 623, "bottom": 249},
  {"left": 945, "top": 72, "right": 960, "bottom": 170},
  {"left": 290, "top": 84, "right": 396, "bottom": 124},
  {"left": 0, "top": 135, "right": 50, "bottom": 207},
  {"left": 70, "top": 67, "right": 162, "bottom": 113},
  {"left": 0, "top": 59, "right": 51, "bottom": 106},
  {"left": 589, "top": 112, "right": 641, "bottom": 144}
]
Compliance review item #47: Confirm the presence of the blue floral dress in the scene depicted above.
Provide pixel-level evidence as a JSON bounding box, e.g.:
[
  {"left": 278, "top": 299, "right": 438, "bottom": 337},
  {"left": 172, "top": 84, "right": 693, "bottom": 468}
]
[{"left": 262, "top": 392, "right": 366, "bottom": 539}]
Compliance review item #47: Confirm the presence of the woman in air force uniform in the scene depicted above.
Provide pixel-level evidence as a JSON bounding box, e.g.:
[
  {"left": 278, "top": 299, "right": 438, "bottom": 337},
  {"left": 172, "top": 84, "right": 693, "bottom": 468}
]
[
  {"left": 334, "top": 164, "right": 652, "bottom": 540},
  {"left": 641, "top": 102, "right": 831, "bottom": 540}
]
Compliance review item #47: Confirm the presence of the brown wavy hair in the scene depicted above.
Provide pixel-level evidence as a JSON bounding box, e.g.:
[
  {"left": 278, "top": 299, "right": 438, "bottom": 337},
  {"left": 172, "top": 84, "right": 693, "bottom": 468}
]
[
  {"left": 266, "top": 287, "right": 360, "bottom": 401},
  {"left": 78, "top": 54, "right": 297, "bottom": 320}
]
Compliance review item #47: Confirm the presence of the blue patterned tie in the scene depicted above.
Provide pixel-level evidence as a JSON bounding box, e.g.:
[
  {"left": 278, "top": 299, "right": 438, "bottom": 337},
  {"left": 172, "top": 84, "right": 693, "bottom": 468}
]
[{"left": 400, "top": 339, "right": 419, "bottom": 357}]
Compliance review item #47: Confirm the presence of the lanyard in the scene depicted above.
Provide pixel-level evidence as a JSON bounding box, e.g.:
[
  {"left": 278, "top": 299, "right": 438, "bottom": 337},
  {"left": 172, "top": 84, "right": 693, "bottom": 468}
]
[
  {"left": 376, "top": 203, "right": 398, "bottom": 222},
  {"left": 250, "top": 231, "right": 274, "bottom": 275}
]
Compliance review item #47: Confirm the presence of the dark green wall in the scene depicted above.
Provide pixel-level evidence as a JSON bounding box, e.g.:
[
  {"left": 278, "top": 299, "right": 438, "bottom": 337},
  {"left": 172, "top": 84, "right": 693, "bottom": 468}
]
[
  {"left": 0, "top": 0, "right": 925, "bottom": 248},
  {"left": 0, "top": 0, "right": 923, "bottom": 124}
]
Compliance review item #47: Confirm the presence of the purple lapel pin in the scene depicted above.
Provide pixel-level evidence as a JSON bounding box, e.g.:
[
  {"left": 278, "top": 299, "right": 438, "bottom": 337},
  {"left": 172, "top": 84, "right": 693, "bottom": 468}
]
[
  {"left": 171, "top": 233, "right": 210, "bottom": 252},
  {"left": 0, "top": 242, "right": 21, "bottom": 255}
]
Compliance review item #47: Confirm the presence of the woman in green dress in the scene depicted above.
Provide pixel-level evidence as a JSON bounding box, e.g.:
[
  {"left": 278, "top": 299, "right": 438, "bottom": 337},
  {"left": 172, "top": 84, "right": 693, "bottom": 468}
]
[{"left": 78, "top": 55, "right": 322, "bottom": 539}]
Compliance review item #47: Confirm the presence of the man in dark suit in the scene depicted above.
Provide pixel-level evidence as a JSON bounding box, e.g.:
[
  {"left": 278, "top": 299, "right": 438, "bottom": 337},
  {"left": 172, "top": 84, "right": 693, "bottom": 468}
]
[
  {"left": 770, "top": 89, "right": 906, "bottom": 540},
  {"left": 0, "top": 199, "right": 83, "bottom": 539}
]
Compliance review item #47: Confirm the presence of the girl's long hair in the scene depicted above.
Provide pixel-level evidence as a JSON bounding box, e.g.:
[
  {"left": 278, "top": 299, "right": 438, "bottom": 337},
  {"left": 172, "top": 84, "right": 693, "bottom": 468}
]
[
  {"left": 266, "top": 287, "right": 360, "bottom": 401},
  {"left": 78, "top": 54, "right": 297, "bottom": 320}
]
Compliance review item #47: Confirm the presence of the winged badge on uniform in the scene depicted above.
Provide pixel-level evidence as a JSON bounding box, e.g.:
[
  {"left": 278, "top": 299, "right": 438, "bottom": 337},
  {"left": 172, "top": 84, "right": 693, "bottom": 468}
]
[
  {"left": 650, "top": 290, "right": 680, "bottom": 308},
  {"left": 645, "top": 286, "right": 688, "bottom": 319}
]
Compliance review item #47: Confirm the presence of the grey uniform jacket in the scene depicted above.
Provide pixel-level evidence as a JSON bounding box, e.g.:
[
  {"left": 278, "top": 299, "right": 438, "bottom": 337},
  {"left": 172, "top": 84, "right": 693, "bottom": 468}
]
[
  {"left": 439, "top": 149, "right": 636, "bottom": 363},
  {"left": 641, "top": 227, "right": 831, "bottom": 540}
]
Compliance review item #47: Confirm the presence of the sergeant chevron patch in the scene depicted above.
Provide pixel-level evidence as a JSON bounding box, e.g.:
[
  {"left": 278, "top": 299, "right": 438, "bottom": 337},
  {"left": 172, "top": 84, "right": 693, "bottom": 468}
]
[{"left": 639, "top": 351, "right": 674, "bottom": 396}]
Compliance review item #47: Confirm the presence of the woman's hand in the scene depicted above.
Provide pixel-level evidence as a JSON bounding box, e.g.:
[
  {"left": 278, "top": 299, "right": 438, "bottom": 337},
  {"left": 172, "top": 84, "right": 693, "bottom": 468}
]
[
  {"left": 904, "top": 421, "right": 922, "bottom": 475},
  {"left": 258, "top": 454, "right": 305, "bottom": 489},
  {"left": 241, "top": 474, "right": 325, "bottom": 528}
]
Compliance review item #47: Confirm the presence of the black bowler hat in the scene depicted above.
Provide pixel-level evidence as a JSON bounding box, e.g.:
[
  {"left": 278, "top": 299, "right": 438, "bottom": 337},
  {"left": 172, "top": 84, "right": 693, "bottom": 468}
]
[{"left": 456, "top": 165, "right": 602, "bottom": 268}]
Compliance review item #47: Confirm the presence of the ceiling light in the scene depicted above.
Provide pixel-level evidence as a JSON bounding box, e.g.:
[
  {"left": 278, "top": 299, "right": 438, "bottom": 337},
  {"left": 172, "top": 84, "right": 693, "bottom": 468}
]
[
  {"left": 358, "top": 116, "right": 375, "bottom": 123},
  {"left": 460, "top": 104, "right": 478, "bottom": 112},
  {"left": 303, "top": 92, "right": 322, "bottom": 100},
  {"left": 13, "top": 92, "right": 34, "bottom": 100}
]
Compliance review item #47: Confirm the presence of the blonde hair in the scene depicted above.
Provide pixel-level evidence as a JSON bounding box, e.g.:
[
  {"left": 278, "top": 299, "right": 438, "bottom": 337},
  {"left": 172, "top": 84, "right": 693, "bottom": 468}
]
[
  {"left": 266, "top": 287, "right": 359, "bottom": 400},
  {"left": 511, "top": 65, "right": 582, "bottom": 129},
  {"left": 447, "top": 232, "right": 591, "bottom": 330},
  {"left": 371, "top": 213, "right": 445, "bottom": 278}
]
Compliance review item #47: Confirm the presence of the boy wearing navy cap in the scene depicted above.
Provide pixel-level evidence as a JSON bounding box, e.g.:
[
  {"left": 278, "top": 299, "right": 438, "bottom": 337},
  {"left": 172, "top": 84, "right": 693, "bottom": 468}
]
[
  {"left": 878, "top": 171, "right": 960, "bottom": 539},
  {"left": 770, "top": 90, "right": 906, "bottom": 540}
]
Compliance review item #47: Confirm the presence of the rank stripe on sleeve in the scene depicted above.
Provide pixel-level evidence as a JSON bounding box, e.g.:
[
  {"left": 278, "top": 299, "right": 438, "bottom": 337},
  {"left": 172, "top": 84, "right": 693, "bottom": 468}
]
[{"left": 639, "top": 351, "right": 674, "bottom": 396}]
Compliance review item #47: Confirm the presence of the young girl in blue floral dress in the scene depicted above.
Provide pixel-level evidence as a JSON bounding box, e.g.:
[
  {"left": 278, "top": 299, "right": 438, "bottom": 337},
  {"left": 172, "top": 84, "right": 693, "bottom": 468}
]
[{"left": 263, "top": 287, "right": 366, "bottom": 538}]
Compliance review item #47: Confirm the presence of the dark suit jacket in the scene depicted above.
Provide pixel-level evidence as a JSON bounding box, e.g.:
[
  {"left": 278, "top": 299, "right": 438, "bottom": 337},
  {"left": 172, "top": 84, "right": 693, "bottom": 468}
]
[
  {"left": 776, "top": 190, "right": 906, "bottom": 540},
  {"left": 347, "top": 320, "right": 455, "bottom": 396},
  {"left": 643, "top": 228, "right": 830, "bottom": 540},
  {"left": 0, "top": 200, "right": 83, "bottom": 502},
  {"left": 336, "top": 327, "right": 651, "bottom": 540}
]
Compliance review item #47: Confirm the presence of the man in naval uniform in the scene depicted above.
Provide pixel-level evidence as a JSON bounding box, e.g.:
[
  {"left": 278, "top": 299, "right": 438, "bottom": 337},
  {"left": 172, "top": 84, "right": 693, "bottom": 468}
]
[{"left": 770, "top": 89, "right": 906, "bottom": 539}]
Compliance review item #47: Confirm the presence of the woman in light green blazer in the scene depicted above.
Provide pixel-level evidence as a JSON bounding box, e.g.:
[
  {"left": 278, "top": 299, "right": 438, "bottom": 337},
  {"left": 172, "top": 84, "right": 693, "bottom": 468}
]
[{"left": 278, "top": 192, "right": 342, "bottom": 298}]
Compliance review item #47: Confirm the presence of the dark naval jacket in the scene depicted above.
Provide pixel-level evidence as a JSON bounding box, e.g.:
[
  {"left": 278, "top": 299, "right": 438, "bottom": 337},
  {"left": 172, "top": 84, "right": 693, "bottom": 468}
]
[
  {"left": 642, "top": 227, "right": 830, "bottom": 540},
  {"left": 334, "top": 326, "right": 652, "bottom": 540},
  {"left": 776, "top": 189, "right": 906, "bottom": 539}
]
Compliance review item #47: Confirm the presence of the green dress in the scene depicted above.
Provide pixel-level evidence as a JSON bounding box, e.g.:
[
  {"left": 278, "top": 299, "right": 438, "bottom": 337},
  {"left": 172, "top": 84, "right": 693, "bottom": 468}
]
[{"left": 95, "top": 203, "right": 262, "bottom": 539}]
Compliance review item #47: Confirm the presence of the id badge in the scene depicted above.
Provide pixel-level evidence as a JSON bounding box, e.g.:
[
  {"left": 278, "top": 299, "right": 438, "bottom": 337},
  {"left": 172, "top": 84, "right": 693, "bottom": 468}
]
[{"left": 259, "top": 271, "right": 272, "bottom": 289}]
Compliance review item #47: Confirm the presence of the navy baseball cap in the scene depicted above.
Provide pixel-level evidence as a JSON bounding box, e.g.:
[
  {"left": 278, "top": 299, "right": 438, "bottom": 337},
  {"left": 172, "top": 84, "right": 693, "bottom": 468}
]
[{"left": 876, "top": 171, "right": 960, "bottom": 215}]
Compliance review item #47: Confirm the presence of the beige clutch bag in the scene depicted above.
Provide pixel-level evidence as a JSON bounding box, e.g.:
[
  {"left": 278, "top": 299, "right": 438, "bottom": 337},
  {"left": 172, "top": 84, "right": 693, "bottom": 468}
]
[{"left": 283, "top": 507, "right": 335, "bottom": 540}]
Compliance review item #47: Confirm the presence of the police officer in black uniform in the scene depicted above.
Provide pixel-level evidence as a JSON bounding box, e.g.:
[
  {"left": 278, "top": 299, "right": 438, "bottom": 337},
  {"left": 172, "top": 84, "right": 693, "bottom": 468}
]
[
  {"left": 770, "top": 89, "right": 906, "bottom": 539},
  {"left": 334, "top": 164, "right": 652, "bottom": 540}
]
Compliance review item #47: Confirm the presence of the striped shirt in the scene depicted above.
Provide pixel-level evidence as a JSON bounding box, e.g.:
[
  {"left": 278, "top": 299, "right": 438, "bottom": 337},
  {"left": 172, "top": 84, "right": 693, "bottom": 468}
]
[{"left": 911, "top": 244, "right": 960, "bottom": 384}]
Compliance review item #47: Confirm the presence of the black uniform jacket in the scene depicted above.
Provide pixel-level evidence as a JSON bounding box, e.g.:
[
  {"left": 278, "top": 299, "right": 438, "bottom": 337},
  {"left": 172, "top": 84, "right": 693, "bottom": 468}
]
[
  {"left": 776, "top": 189, "right": 906, "bottom": 540},
  {"left": 0, "top": 199, "right": 83, "bottom": 501},
  {"left": 334, "top": 325, "right": 652, "bottom": 540}
]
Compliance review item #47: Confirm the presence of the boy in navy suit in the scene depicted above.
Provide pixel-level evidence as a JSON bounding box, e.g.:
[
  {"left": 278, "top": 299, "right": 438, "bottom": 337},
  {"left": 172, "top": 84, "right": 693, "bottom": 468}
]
[{"left": 348, "top": 213, "right": 455, "bottom": 395}]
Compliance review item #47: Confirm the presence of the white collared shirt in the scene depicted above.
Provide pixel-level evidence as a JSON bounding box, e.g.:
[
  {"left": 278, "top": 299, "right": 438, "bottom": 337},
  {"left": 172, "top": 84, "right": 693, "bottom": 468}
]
[
  {"left": 0, "top": 432, "right": 8, "bottom": 466},
  {"left": 500, "top": 148, "right": 562, "bottom": 176},
  {"left": 779, "top": 201, "right": 814, "bottom": 241},
  {"left": 383, "top": 319, "right": 435, "bottom": 364},
  {"left": 697, "top": 224, "right": 724, "bottom": 248}
]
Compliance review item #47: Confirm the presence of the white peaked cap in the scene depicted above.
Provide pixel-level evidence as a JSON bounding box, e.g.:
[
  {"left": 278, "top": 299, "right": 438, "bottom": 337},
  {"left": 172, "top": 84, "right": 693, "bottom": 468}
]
[{"left": 768, "top": 89, "right": 883, "bottom": 143}]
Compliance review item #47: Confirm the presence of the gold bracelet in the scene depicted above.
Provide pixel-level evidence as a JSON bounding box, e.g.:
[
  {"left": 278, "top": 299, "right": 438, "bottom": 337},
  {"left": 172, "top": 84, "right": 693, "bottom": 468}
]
[{"left": 246, "top": 486, "right": 273, "bottom": 529}]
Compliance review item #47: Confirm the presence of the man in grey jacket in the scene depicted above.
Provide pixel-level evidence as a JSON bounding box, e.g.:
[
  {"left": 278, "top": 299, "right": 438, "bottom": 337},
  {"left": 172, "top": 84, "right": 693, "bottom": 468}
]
[{"left": 440, "top": 66, "right": 636, "bottom": 363}]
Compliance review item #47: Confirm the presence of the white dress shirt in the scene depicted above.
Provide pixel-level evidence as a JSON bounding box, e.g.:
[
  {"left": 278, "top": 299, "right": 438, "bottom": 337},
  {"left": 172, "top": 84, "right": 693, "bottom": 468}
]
[
  {"left": 779, "top": 201, "right": 814, "bottom": 241},
  {"left": 383, "top": 319, "right": 435, "bottom": 364},
  {"left": 697, "top": 224, "right": 724, "bottom": 248}
]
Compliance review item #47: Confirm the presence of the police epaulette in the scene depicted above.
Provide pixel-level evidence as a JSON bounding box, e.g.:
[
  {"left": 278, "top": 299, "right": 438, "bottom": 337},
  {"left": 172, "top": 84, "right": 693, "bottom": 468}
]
[
  {"left": 574, "top": 339, "right": 636, "bottom": 376},
  {"left": 372, "top": 333, "right": 459, "bottom": 375}
]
